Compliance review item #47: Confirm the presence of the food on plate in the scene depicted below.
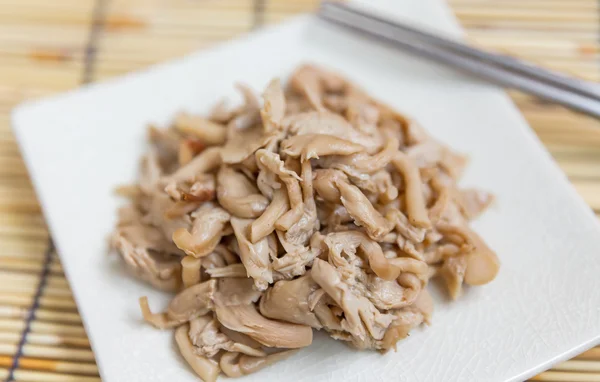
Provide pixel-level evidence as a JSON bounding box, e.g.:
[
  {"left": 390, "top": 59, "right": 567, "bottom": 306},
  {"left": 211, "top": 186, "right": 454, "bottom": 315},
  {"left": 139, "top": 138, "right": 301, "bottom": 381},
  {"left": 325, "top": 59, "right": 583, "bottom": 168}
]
[{"left": 111, "top": 64, "right": 499, "bottom": 381}]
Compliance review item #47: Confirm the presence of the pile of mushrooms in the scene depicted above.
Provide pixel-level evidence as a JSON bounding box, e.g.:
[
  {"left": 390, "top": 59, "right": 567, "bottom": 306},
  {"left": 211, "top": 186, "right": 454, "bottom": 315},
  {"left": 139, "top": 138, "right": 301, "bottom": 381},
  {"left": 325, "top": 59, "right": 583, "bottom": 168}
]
[{"left": 111, "top": 64, "right": 499, "bottom": 381}]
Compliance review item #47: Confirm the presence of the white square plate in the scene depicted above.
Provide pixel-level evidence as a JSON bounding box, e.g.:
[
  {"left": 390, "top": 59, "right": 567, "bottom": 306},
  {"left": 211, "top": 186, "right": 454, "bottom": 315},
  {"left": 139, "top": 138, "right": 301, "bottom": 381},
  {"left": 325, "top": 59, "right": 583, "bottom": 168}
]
[{"left": 12, "top": 0, "right": 600, "bottom": 381}]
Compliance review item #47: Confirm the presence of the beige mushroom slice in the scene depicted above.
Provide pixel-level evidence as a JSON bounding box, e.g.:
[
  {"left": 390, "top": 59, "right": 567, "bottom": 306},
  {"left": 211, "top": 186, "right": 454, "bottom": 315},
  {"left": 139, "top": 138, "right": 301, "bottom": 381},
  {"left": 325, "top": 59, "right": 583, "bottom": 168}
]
[
  {"left": 111, "top": 228, "right": 181, "bottom": 292},
  {"left": 259, "top": 273, "right": 323, "bottom": 328},
  {"left": 220, "top": 350, "right": 299, "bottom": 378},
  {"left": 261, "top": 78, "right": 286, "bottom": 132},
  {"left": 172, "top": 203, "right": 231, "bottom": 258},
  {"left": 181, "top": 255, "right": 202, "bottom": 288},
  {"left": 364, "top": 273, "right": 421, "bottom": 310},
  {"left": 280, "top": 134, "right": 365, "bottom": 162},
  {"left": 384, "top": 208, "right": 426, "bottom": 244},
  {"left": 138, "top": 150, "right": 162, "bottom": 194},
  {"left": 285, "top": 111, "right": 383, "bottom": 154},
  {"left": 255, "top": 149, "right": 304, "bottom": 230},
  {"left": 334, "top": 177, "right": 393, "bottom": 241},
  {"left": 162, "top": 146, "right": 222, "bottom": 187},
  {"left": 215, "top": 303, "right": 313, "bottom": 348},
  {"left": 370, "top": 170, "right": 398, "bottom": 204},
  {"left": 214, "top": 277, "right": 263, "bottom": 306},
  {"left": 217, "top": 166, "right": 269, "bottom": 218},
  {"left": 174, "top": 324, "right": 221, "bottom": 382},
  {"left": 147, "top": 125, "right": 180, "bottom": 172},
  {"left": 464, "top": 230, "right": 500, "bottom": 286},
  {"left": 230, "top": 217, "right": 274, "bottom": 291},
  {"left": 206, "top": 263, "right": 247, "bottom": 278},
  {"left": 439, "top": 254, "right": 468, "bottom": 300},
  {"left": 455, "top": 188, "right": 494, "bottom": 220},
  {"left": 428, "top": 175, "right": 450, "bottom": 224},
  {"left": 144, "top": 191, "right": 192, "bottom": 240},
  {"left": 313, "top": 169, "right": 347, "bottom": 203},
  {"left": 139, "top": 279, "right": 216, "bottom": 329},
  {"left": 288, "top": 65, "right": 326, "bottom": 111},
  {"left": 173, "top": 112, "right": 227, "bottom": 145},
  {"left": 311, "top": 259, "right": 394, "bottom": 341},
  {"left": 323, "top": 230, "right": 426, "bottom": 282},
  {"left": 250, "top": 188, "right": 290, "bottom": 243},
  {"left": 188, "top": 315, "right": 266, "bottom": 358},
  {"left": 391, "top": 151, "right": 431, "bottom": 229}
]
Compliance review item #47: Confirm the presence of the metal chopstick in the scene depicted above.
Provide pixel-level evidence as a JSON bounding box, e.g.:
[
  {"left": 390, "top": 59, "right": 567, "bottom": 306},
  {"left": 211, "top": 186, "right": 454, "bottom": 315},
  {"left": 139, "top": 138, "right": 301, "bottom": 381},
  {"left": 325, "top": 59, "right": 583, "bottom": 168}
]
[{"left": 318, "top": 1, "right": 600, "bottom": 119}]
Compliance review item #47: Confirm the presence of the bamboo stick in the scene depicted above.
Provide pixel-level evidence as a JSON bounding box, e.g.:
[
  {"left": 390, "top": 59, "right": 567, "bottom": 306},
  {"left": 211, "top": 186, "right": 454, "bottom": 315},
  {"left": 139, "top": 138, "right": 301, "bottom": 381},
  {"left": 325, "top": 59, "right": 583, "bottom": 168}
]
[
  {"left": 0, "top": 343, "right": 94, "bottom": 362},
  {"left": 0, "top": 271, "right": 68, "bottom": 289},
  {"left": 458, "top": 19, "right": 599, "bottom": 32},
  {"left": 0, "top": 294, "right": 77, "bottom": 311},
  {"left": 0, "top": 367, "right": 101, "bottom": 382},
  {"left": 0, "top": 305, "right": 80, "bottom": 324},
  {"left": 0, "top": 281, "right": 73, "bottom": 297},
  {"left": 0, "top": 355, "right": 98, "bottom": 376},
  {"left": 0, "top": 332, "right": 89, "bottom": 348},
  {"left": 532, "top": 371, "right": 600, "bottom": 382},
  {"left": 450, "top": 1, "right": 598, "bottom": 11},
  {"left": 553, "top": 360, "right": 600, "bottom": 372},
  {"left": 0, "top": 319, "right": 86, "bottom": 337},
  {"left": 576, "top": 348, "right": 600, "bottom": 360},
  {"left": 572, "top": 181, "right": 600, "bottom": 210}
]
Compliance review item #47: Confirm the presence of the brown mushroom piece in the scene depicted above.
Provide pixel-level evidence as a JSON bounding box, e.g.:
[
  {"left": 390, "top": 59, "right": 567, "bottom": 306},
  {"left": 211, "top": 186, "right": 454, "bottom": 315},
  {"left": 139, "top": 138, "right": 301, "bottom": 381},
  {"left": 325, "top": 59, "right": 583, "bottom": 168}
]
[
  {"left": 215, "top": 303, "right": 313, "bottom": 348},
  {"left": 285, "top": 111, "right": 383, "bottom": 154},
  {"left": 261, "top": 78, "right": 286, "bottom": 132},
  {"left": 255, "top": 149, "right": 304, "bottom": 230},
  {"left": 111, "top": 226, "right": 182, "bottom": 292},
  {"left": 464, "top": 230, "right": 500, "bottom": 286},
  {"left": 174, "top": 324, "right": 221, "bottom": 382},
  {"left": 173, "top": 112, "right": 227, "bottom": 145},
  {"left": 139, "top": 279, "right": 216, "bottom": 329},
  {"left": 391, "top": 151, "right": 432, "bottom": 229},
  {"left": 172, "top": 203, "right": 231, "bottom": 258},
  {"left": 259, "top": 273, "right": 323, "bottom": 328},
  {"left": 188, "top": 315, "right": 266, "bottom": 358},
  {"left": 334, "top": 177, "right": 393, "bottom": 241},
  {"left": 217, "top": 166, "right": 269, "bottom": 218},
  {"left": 230, "top": 217, "right": 274, "bottom": 291},
  {"left": 206, "top": 263, "right": 247, "bottom": 278},
  {"left": 162, "top": 146, "right": 222, "bottom": 187},
  {"left": 220, "top": 350, "right": 299, "bottom": 378},
  {"left": 250, "top": 188, "right": 290, "bottom": 243},
  {"left": 214, "top": 277, "right": 263, "bottom": 306},
  {"left": 311, "top": 259, "right": 394, "bottom": 342},
  {"left": 281, "top": 134, "right": 365, "bottom": 162}
]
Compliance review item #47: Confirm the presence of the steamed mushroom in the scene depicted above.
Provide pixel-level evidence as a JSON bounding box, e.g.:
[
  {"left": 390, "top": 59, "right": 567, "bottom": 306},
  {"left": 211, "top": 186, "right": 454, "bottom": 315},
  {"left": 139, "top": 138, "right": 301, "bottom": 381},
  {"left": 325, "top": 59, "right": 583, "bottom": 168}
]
[
  {"left": 215, "top": 303, "right": 313, "bottom": 348},
  {"left": 175, "top": 324, "right": 221, "bottom": 382},
  {"left": 230, "top": 217, "right": 274, "bottom": 291},
  {"left": 172, "top": 203, "right": 231, "bottom": 258},
  {"left": 220, "top": 350, "right": 298, "bottom": 378},
  {"left": 115, "top": 64, "right": 499, "bottom": 380},
  {"left": 139, "top": 279, "right": 216, "bottom": 329},
  {"left": 280, "top": 134, "right": 365, "bottom": 162},
  {"left": 217, "top": 166, "right": 269, "bottom": 218},
  {"left": 259, "top": 273, "right": 323, "bottom": 328},
  {"left": 311, "top": 259, "right": 394, "bottom": 341}
]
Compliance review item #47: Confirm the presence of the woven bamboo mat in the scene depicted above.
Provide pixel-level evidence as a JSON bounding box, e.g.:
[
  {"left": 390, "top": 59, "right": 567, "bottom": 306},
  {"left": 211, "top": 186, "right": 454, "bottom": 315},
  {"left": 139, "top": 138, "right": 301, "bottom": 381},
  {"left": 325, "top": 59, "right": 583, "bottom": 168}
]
[{"left": 0, "top": 0, "right": 598, "bottom": 381}]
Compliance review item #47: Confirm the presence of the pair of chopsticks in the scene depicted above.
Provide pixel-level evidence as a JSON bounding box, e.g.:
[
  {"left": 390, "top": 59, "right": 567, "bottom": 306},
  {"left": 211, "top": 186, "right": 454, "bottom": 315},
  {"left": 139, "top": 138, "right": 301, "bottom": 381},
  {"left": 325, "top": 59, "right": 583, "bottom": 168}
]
[{"left": 318, "top": 1, "right": 600, "bottom": 119}]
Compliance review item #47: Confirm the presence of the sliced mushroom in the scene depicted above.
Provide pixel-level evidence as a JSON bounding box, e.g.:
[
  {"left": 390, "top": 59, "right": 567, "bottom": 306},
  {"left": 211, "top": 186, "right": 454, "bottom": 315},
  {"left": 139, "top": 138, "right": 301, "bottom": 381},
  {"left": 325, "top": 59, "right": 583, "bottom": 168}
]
[
  {"left": 174, "top": 112, "right": 227, "bottom": 145},
  {"left": 188, "top": 315, "right": 266, "bottom": 358},
  {"left": 217, "top": 166, "right": 269, "bottom": 218},
  {"left": 205, "top": 263, "right": 247, "bottom": 278},
  {"left": 215, "top": 303, "right": 313, "bottom": 348},
  {"left": 174, "top": 324, "right": 221, "bottom": 382},
  {"left": 311, "top": 259, "right": 394, "bottom": 341},
  {"left": 163, "top": 146, "right": 221, "bottom": 187},
  {"left": 250, "top": 188, "right": 290, "bottom": 243},
  {"left": 334, "top": 177, "right": 393, "bottom": 241},
  {"left": 230, "top": 217, "right": 274, "bottom": 291},
  {"left": 281, "top": 134, "right": 365, "bottom": 162},
  {"left": 464, "top": 231, "right": 500, "bottom": 286},
  {"left": 255, "top": 149, "right": 304, "bottom": 230},
  {"left": 261, "top": 78, "right": 286, "bottom": 132},
  {"left": 220, "top": 350, "right": 298, "bottom": 378},
  {"left": 172, "top": 203, "right": 231, "bottom": 258},
  {"left": 259, "top": 273, "right": 323, "bottom": 328},
  {"left": 214, "top": 277, "right": 262, "bottom": 306},
  {"left": 391, "top": 151, "right": 431, "bottom": 229}
]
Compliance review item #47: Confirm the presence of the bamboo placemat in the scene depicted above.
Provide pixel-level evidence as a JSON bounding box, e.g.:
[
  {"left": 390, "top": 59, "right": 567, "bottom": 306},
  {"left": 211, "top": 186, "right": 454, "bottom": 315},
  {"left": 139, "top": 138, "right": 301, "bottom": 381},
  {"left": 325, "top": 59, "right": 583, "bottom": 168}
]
[{"left": 0, "top": 0, "right": 598, "bottom": 381}]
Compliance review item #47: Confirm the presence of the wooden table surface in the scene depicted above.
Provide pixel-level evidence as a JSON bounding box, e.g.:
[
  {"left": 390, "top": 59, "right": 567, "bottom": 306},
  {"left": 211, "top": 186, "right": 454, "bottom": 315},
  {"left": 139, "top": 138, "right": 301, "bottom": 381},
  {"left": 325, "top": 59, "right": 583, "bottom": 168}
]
[{"left": 0, "top": 0, "right": 598, "bottom": 381}]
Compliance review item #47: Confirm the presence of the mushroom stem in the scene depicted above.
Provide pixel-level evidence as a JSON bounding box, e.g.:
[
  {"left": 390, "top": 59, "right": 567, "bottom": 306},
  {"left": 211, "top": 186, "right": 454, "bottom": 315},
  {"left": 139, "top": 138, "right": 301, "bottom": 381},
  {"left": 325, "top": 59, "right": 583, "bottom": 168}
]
[
  {"left": 181, "top": 255, "right": 202, "bottom": 288},
  {"left": 175, "top": 324, "right": 221, "bottom": 382}
]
